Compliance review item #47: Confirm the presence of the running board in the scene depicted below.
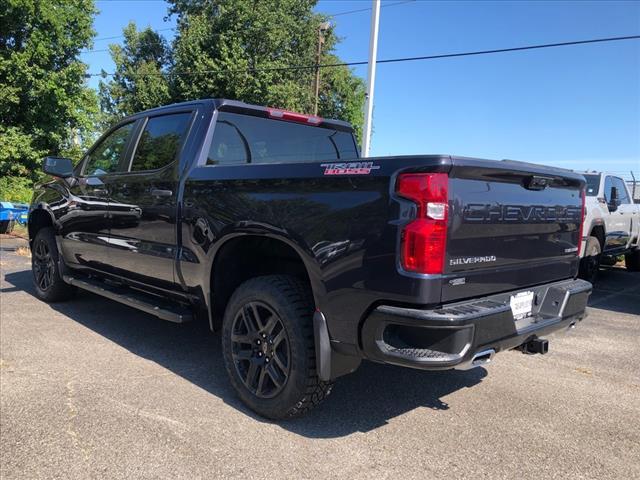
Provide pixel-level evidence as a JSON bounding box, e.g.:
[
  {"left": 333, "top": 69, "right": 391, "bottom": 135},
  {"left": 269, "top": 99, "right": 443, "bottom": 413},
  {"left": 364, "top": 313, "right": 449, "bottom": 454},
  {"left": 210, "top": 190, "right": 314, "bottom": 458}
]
[{"left": 63, "top": 275, "right": 193, "bottom": 323}]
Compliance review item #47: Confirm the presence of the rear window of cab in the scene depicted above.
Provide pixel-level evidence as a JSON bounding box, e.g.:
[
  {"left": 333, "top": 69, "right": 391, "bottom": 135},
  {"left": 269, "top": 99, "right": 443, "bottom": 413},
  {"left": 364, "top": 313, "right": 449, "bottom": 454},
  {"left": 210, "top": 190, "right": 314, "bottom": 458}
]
[{"left": 207, "top": 112, "right": 358, "bottom": 165}]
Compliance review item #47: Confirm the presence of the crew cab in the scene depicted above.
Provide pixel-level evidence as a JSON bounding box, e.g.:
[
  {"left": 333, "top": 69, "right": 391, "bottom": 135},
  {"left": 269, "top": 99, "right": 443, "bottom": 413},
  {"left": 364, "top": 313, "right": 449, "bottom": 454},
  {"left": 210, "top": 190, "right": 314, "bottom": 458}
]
[
  {"left": 29, "top": 99, "right": 591, "bottom": 419},
  {"left": 579, "top": 172, "right": 640, "bottom": 282}
]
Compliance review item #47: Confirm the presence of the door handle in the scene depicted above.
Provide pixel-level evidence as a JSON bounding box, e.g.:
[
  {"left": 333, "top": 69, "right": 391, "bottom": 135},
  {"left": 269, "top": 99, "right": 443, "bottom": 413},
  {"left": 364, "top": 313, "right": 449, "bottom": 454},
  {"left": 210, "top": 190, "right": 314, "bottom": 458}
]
[{"left": 151, "top": 189, "right": 173, "bottom": 197}]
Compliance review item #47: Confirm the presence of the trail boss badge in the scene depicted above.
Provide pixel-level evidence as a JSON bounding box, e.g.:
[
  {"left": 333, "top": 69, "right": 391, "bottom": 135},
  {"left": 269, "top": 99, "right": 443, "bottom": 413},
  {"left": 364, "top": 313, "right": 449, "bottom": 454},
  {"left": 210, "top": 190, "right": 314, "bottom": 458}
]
[{"left": 321, "top": 162, "right": 380, "bottom": 175}]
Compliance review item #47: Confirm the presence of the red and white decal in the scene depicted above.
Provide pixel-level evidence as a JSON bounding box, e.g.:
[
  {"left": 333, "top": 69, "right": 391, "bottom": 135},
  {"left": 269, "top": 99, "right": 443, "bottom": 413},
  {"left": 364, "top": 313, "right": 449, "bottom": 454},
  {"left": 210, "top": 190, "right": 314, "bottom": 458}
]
[{"left": 321, "top": 162, "right": 380, "bottom": 176}]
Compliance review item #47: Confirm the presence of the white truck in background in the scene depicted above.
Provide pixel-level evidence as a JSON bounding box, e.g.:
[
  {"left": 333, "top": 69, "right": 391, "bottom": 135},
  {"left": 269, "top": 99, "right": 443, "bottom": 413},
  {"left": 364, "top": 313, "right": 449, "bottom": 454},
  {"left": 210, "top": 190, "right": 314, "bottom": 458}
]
[{"left": 579, "top": 172, "right": 640, "bottom": 282}]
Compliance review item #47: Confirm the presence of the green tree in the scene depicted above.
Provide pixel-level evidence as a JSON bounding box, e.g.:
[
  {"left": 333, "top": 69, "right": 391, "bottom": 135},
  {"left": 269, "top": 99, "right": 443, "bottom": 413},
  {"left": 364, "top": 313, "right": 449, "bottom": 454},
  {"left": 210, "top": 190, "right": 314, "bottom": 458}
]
[
  {"left": 169, "top": 0, "right": 365, "bottom": 138},
  {"left": 99, "top": 22, "right": 172, "bottom": 123},
  {"left": 316, "top": 53, "right": 366, "bottom": 142},
  {"left": 100, "top": 0, "right": 365, "bottom": 139},
  {"left": 0, "top": 0, "right": 99, "bottom": 180}
]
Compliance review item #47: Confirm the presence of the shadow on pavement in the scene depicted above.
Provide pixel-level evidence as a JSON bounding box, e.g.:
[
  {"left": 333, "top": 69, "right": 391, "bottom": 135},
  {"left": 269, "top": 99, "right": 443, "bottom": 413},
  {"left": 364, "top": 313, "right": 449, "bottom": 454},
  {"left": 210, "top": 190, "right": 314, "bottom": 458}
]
[
  {"left": 587, "top": 266, "right": 640, "bottom": 316},
  {"left": 2, "top": 268, "right": 486, "bottom": 438}
]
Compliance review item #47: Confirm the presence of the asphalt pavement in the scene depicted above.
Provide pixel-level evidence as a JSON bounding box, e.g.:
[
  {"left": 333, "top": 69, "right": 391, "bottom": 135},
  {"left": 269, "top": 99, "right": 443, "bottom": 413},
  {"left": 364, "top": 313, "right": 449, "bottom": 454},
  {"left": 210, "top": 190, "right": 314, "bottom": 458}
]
[{"left": 1, "top": 234, "right": 639, "bottom": 479}]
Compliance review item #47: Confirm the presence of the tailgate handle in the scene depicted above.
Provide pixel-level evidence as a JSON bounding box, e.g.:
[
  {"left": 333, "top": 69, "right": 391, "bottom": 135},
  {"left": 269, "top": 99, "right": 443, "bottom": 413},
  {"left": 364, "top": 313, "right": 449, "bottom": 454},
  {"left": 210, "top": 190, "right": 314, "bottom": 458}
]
[{"left": 525, "top": 175, "right": 552, "bottom": 191}]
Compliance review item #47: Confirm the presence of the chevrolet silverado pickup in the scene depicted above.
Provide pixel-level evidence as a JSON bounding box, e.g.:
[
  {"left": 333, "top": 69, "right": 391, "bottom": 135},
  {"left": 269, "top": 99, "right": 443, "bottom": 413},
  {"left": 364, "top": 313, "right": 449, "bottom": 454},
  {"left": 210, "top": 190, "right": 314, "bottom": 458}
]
[
  {"left": 29, "top": 99, "right": 591, "bottom": 419},
  {"left": 578, "top": 172, "right": 640, "bottom": 282}
]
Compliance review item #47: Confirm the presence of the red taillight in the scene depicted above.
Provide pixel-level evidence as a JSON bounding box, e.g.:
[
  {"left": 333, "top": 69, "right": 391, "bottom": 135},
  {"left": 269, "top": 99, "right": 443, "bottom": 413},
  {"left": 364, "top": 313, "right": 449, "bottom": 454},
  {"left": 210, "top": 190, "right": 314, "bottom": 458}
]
[
  {"left": 267, "top": 108, "right": 322, "bottom": 125},
  {"left": 577, "top": 187, "right": 586, "bottom": 256},
  {"left": 397, "top": 173, "right": 448, "bottom": 274}
]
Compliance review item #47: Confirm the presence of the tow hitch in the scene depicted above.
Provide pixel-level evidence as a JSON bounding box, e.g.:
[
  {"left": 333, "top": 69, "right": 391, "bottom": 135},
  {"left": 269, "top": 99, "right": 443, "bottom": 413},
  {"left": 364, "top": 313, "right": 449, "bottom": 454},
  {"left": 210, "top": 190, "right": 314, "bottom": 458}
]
[{"left": 518, "top": 337, "right": 549, "bottom": 355}]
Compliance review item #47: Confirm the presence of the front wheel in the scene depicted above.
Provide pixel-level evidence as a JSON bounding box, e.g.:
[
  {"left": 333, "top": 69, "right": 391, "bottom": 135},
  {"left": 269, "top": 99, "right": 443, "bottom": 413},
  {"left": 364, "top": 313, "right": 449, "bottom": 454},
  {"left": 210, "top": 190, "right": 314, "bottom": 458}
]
[
  {"left": 31, "top": 227, "right": 75, "bottom": 302},
  {"left": 578, "top": 236, "right": 601, "bottom": 284},
  {"left": 221, "top": 275, "right": 333, "bottom": 419}
]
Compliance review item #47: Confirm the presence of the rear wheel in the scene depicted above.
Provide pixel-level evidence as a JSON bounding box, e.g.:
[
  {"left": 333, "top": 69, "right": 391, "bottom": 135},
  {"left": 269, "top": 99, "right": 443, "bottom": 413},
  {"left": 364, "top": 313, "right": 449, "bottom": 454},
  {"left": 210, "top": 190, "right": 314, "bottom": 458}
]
[
  {"left": 221, "top": 275, "right": 333, "bottom": 419},
  {"left": 31, "top": 227, "right": 75, "bottom": 302},
  {"left": 0, "top": 220, "right": 11, "bottom": 234},
  {"left": 625, "top": 248, "right": 640, "bottom": 272},
  {"left": 578, "top": 236, "right": 601, "bottom": 283}
]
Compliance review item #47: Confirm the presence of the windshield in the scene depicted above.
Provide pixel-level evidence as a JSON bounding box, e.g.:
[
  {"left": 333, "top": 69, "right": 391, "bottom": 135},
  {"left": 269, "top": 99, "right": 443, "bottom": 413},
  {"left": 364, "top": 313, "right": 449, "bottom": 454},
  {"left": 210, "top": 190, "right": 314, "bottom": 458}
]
[{"left": 584, "top": 174, "right": 601, "bottom": 196}]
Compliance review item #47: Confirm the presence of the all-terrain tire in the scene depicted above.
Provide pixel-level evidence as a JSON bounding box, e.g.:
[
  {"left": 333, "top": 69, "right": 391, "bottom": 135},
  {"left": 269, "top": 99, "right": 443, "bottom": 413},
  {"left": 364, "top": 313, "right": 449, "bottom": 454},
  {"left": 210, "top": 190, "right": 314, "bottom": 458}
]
[
  {"left": 31, "top": 227, "right": 76, "bottom": 302},
  {"left": 578, "top": 236, "right": 601, "bottom": 284},
  {"left": 221, "top": 275, "right": 333, "bottom": 419},
  {"left": 625, "top": 248, "right": 640, "bottom": 272}
]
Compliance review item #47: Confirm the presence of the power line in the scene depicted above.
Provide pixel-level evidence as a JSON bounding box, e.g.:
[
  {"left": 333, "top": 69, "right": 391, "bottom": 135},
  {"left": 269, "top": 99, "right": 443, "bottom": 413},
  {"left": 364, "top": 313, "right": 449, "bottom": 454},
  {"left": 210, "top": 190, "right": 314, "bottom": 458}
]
[
  {"left": 85, "top": 0, "right": 415, "bottom": 48},
  {"left": 85, "top": 34, "right": 640, "bottom": 77},
  {"left": 330, "top": 0, "right": 414, "bottom": 17}
]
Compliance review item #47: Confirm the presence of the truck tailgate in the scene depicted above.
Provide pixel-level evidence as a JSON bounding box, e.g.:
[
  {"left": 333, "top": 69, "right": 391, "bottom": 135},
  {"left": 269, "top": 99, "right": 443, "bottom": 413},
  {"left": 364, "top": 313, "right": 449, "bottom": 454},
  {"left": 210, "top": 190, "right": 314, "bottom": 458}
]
[{"left": 443, "top": 158, "right": 585, "bottom": 302}]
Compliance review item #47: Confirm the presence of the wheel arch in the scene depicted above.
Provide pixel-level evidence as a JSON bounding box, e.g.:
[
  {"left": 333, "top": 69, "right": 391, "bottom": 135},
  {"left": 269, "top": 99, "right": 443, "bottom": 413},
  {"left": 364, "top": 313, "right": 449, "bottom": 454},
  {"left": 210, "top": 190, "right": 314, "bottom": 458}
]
[
  {"left": 28, "top": 207, "right": 56, "bottom": 245},
  {"left": 588, "top": 223, "right": 606, "bottom": 251},
  {"left": 206, "top": 234, "right": 321, "bottom": 331}
]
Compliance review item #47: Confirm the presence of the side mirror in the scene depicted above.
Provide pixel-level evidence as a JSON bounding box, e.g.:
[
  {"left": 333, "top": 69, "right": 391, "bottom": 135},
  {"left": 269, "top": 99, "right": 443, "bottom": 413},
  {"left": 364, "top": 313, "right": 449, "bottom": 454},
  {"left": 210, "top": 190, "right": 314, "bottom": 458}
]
[
  {"left": 608, "top": 186, "right": 619, "bottom": 212},
  {"left": 42, "top": 156, "right": 74, "bottom": 178}
]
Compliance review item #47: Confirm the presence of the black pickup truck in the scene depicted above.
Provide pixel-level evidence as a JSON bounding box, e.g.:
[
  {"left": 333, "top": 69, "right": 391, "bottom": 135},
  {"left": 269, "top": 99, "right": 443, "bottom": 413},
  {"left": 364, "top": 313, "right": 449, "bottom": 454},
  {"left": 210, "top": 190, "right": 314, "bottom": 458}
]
[{"left": 29, "top": 99, "right": 591, "bottom": 418}]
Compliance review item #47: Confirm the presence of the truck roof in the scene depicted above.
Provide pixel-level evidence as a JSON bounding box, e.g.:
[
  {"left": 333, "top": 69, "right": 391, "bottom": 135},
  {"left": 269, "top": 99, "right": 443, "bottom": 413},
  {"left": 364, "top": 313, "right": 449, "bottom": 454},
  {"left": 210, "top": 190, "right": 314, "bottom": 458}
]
[{"left": 125, "top": 98, "right": 355, "bottom": 133}]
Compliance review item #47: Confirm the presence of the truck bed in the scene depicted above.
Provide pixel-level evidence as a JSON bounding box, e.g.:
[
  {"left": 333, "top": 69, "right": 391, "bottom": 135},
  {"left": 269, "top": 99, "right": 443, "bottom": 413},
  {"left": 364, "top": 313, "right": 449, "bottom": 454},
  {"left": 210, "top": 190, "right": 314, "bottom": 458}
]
[{"left": 181, "top": 154, "right": 585, "bottom": 347}]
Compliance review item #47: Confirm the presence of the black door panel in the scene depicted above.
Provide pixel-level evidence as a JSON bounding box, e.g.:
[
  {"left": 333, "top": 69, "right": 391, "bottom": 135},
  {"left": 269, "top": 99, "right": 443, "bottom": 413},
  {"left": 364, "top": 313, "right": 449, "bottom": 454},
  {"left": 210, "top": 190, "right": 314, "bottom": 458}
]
[
  {"left": 104, "top": 111, "right": 193, "bottom": 287},
  {"left": 58, "top": 122, "right": 136, "bottom": 270},
  {"left": 107, "top": 170, "right": 178, "bottom": 287}
]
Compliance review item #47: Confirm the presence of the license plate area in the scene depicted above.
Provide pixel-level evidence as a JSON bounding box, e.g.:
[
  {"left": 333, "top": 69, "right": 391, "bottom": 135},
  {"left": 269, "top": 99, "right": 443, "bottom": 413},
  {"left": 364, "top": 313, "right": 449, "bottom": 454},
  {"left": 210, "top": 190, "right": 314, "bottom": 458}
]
[{"left": 510, "top": 290, "right": 534, "bottom": 321}]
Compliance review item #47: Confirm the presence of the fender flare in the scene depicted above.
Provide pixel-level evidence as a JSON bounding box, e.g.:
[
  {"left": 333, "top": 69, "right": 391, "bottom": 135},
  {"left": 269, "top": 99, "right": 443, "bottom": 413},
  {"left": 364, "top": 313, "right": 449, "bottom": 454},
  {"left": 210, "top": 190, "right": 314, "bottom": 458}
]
[{"left": 200, "top": 229, "right": 325, "bottom": 329}]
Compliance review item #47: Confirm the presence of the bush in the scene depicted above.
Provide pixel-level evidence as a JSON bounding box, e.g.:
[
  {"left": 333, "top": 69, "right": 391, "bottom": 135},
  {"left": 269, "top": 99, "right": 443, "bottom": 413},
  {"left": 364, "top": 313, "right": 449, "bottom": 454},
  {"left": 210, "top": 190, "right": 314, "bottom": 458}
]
[{"left": 0, "top": 176, "right": 34, "bottom": 204}]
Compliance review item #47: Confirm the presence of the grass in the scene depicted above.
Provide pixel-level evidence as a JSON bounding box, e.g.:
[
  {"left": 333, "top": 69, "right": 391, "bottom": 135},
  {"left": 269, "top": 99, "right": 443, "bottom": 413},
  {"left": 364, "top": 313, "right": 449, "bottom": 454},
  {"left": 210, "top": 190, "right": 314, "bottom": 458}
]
[{"left": 9, "top": 223, "right": 28, "bottom": 239}]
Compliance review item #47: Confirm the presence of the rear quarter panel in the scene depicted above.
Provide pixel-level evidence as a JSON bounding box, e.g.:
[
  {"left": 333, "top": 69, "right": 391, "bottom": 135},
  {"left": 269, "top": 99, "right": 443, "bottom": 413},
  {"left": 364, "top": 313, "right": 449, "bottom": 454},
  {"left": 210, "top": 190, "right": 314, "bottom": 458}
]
[{"left": 180, "top": 156, "right": 450, "bottom": 345}]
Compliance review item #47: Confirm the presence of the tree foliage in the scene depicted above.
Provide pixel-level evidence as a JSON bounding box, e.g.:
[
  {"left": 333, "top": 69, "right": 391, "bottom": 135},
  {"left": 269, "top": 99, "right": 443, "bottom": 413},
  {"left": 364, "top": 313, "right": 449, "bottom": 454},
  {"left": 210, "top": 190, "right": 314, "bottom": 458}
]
[
  {"left": 0, "top": 0, "right": 366, "bottom": 198},
  {"left": 0, "top": 0, "right": 99, "bottom": 180},
  {"left": 0, "top": 175, "right": 34, "bottom": 204},
  {"left": 101, "top": 0, "right": 365, "bottom": 139},
  {"left": 99, "top": 22, "right": 172, "bottom": 124}
]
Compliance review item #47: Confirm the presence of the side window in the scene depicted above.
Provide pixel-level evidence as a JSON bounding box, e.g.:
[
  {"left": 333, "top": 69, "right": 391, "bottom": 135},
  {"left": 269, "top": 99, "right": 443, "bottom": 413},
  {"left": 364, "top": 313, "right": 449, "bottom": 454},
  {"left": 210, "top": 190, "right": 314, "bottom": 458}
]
[
  {"left": 207, "top": 120, "right": 250, "bottom": 165},
  {"left": 130, "top": 113, "right": 191, "bottom": 172},
  {"left": 604, "top": 176, "right": 614, "bottom": 203},
  {"left": 613, "top": 177, "right": 630, "bottom": 204},
  {"left": 83, "top": 122, "right": 134, "bottom": 176}
]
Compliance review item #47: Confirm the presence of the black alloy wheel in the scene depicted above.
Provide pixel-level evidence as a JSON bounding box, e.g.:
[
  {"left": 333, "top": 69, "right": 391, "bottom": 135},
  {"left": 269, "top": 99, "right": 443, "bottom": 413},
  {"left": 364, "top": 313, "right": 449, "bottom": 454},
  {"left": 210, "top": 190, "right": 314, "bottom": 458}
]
[
  {"left": 222, "top": 275, "right": 334, "bottom": 419},
  {"left": 230, "top": 301, "right": 291, "bottom": 399},
  {"left": 31, "top": 227, "right": 75, "bottom": 302},
  {"left": 32, "top": 237, "right": 55, "bottom": 292}
]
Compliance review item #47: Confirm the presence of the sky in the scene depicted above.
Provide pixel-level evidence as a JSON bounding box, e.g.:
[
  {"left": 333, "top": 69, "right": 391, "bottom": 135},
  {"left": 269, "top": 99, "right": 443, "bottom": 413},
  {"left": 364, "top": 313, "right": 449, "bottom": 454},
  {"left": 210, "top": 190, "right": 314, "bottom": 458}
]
[{"left": 82, "top": 0, "right": 640, "bottom": 178}]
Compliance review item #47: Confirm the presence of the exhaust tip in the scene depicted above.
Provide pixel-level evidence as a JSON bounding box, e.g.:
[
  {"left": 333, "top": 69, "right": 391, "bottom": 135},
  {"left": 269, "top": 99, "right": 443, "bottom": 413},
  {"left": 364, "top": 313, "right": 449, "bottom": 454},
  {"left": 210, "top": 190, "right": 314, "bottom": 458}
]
[
  {"left": 455, "top": 349, "right": 496, "bottom": 370},
  {"left": 471, "top": 349, "right": 496, "bottom": 366}
]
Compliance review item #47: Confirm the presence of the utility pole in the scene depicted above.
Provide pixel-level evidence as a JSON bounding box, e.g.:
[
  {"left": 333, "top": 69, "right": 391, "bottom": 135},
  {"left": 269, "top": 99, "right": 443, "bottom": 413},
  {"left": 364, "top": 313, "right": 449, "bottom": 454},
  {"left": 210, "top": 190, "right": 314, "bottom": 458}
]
[
  {"left": 361, "top": 0, "right": 381, "bottom": 157},
  {"left": 314, "top": 22, "right": 331, "bottom": 116}
]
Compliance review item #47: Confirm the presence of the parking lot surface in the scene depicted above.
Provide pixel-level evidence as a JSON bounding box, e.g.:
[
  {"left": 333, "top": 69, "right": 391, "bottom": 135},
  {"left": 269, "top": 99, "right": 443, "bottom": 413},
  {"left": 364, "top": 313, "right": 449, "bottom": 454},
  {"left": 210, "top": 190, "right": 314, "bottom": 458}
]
[{"left": 1, "top": 234, "right": 639, "bottom": 479}]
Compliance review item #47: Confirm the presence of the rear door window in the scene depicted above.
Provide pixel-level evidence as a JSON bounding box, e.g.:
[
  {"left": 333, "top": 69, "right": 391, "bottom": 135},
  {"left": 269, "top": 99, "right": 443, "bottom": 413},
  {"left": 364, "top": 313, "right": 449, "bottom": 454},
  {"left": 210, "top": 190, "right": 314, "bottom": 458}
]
[
  {"left": 130, "top": 113, "right": 192, "bottom": 172},
  {"left": 613, "top": 177, "right": 630, "bottom": 204},
  {"left": 207, "top": 112, "right": 358, "bottom": 165}
]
